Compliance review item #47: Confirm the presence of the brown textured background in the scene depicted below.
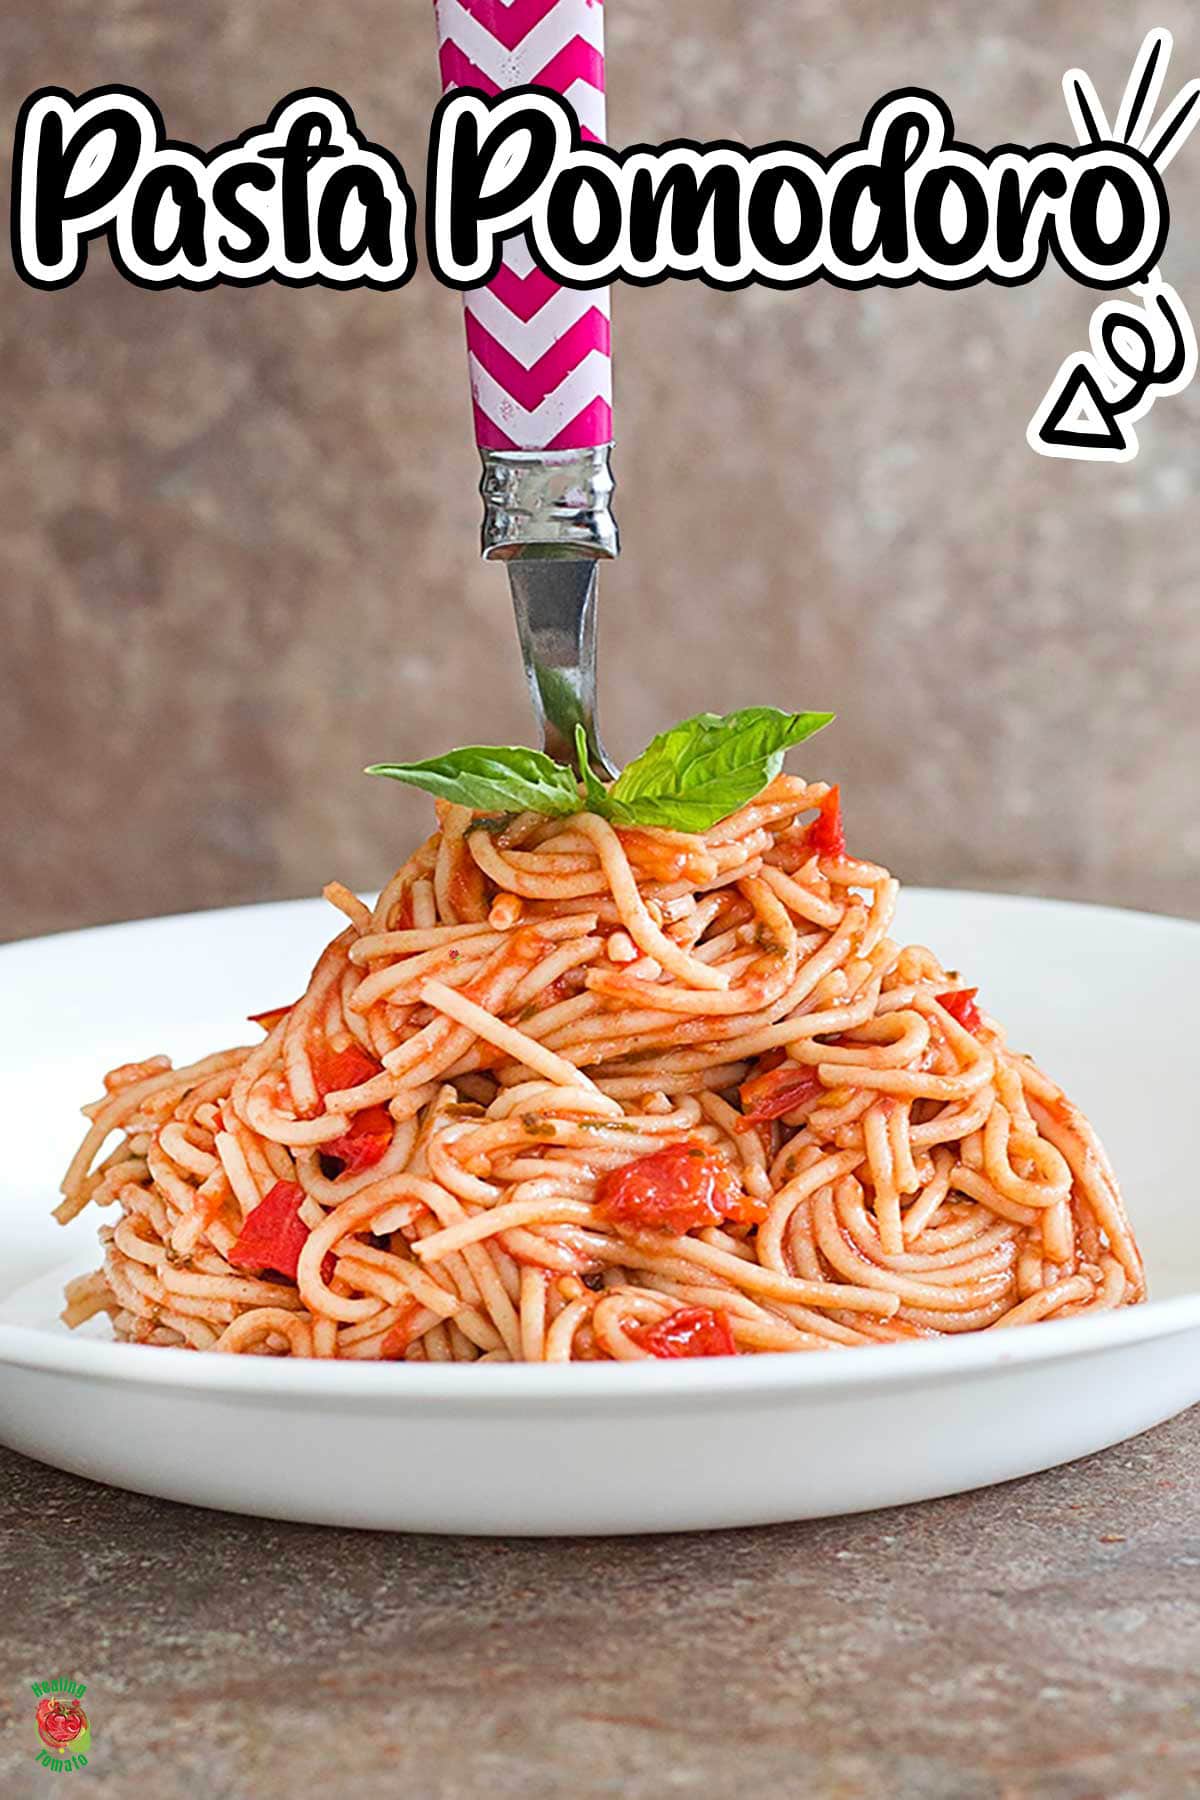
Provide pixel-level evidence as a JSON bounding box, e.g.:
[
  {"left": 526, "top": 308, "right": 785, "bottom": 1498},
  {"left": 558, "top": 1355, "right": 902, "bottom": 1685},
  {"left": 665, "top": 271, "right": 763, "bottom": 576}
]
[{"left": 3, "top": 1, "right": 1200, "bottom": 940}]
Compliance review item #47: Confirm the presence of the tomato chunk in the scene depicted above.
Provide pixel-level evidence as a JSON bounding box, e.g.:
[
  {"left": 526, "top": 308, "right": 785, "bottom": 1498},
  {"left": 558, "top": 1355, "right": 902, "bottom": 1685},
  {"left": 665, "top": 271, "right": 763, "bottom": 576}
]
[
  {"left": 228, "top": 1180, "right": 338, "bottom": 1284},
  {"left": 308, "top": 1040, "right": 388, "bottom": 1167},
  {"left": 324, "top": 1103, "right": 394, "bottom": 1173},
  {"left": 632, "top": 1305, "right": 737, "bottom": 1358},
  {"left": 807, "top": 785, "right": 846, "bottom": 859},
  {"left": 311, "top": 1040, "right": 382, "bottom": 1098},
  {"left": 936, "top": 987, "right": 982, "bottom": 1034},
  {"left": 736, "top": 1059, "right": 823, "bottom": 1130},
  {"left": 596, "top": 1142, "right": 745, "bottom": 1235},
  {"left": 248, "top": 1003, "right": 294, "bottom": 1033},
  {"left": 228, "top": 1180, "right": 311, "bottom": 1281}
]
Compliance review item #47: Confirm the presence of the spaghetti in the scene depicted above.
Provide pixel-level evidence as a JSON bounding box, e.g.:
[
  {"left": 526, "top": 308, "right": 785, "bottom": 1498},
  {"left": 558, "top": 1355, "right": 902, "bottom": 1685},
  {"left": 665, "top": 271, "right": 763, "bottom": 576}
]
[{"left": 57, "top": 775, "right": 1144, "bottom": 1361}]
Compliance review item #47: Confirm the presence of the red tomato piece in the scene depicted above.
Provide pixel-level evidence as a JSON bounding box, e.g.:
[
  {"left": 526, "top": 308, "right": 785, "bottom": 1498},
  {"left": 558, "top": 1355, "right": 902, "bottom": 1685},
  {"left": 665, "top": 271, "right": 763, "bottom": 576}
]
[
  {"left": 228, "top": 1180, "right": 311, "bottom": 1281},
  {"left": 632, "top": 1305, "right": 737, "bottom": 1359},
  {"left": 324, "top": 1103, "right": 394, "bottom": 1173},
  {"left": 311, "top": 1040, "right": 382, "bottom": 1098},
  {"left": 936, "top": 987, "right": 983, "bottom": 1034},
  {"left": 596, "top": 1142, "right": 745, "bottom": 1235},
  {"left": 248, "top": 1003, "right": 294, "bottom": 1033},
  {"left": 735, "top": 1060, "right": 823, "bottom": 1130},
  {"left": 807, "top": 785, "right": 846, "bottom": 859}
]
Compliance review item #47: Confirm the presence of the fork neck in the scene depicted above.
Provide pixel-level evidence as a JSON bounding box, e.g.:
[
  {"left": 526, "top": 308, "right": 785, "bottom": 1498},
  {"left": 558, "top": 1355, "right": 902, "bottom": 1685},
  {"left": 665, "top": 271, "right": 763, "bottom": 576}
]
[{"left": 479, "top": 446, "right": 619, "bottom": 562}]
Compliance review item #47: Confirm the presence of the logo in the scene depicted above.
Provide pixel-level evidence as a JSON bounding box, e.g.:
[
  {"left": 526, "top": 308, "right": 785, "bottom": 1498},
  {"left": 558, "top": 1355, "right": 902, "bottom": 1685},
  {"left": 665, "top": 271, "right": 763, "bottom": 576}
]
[{"left": 31, "top": 1678, "right": 90, "bottom": 1772}]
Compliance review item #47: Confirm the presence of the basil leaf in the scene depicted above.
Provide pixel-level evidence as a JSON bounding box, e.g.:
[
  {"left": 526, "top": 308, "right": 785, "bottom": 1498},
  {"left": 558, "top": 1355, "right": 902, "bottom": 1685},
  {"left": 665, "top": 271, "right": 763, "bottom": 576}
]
[
  {"left": 368, "top": 706, "right": 834, "bottom": 832},
  {"left": 607, "top": 707, "right": 833, "bottom": 831},
  {"left": 574, "top": 724, "right": 616, "bottom": 818},
  {"left": 366, "top": 746, "right": 582, "bottom": 817}
]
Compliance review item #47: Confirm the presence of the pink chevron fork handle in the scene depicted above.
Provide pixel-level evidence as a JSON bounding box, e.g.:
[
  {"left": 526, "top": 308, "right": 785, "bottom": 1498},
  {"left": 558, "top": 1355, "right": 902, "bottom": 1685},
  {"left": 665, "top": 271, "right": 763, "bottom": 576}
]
[{"left": 433, "top": 0, "right": 614, "bottom": 452}]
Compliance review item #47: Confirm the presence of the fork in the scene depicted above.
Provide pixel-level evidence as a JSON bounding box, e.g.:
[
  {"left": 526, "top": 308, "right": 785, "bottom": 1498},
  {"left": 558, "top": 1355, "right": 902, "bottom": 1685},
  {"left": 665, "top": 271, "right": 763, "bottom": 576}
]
[{"left": 431, "top": 0, "right": 620, "bottom": 777}]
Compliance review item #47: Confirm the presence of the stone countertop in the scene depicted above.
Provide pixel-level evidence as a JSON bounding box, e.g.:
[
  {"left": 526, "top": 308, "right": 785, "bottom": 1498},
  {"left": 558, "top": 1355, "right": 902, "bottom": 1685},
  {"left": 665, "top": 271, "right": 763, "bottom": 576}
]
[{"left": 2, "top": 1416, "right": 1198, "bottom": 1800}]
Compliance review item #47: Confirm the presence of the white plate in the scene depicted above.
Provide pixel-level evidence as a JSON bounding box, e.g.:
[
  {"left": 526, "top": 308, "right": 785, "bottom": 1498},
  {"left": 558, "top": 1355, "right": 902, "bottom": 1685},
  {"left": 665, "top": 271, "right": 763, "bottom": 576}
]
[{"left": 2, "top": 890, "right": 1198, "bottom": 1535}]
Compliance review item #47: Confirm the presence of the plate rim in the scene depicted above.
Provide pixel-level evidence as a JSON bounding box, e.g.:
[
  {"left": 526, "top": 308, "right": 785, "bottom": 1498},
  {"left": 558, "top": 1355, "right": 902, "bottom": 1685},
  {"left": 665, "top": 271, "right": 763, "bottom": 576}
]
[{"left": 3, "top": 1276, "right": 1198, "bottom": 1407}]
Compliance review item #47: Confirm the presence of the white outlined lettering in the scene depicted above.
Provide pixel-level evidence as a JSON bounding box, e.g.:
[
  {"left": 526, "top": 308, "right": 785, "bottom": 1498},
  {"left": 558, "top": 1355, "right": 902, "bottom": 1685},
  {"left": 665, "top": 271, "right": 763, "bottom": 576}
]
[
  {"left": 426, "top": 87, "right": 1169, "bottom": 293},
  {"left": 9, "top": 52, "right": 1195, "bottom": 370},
  {"left": 11, "top": 86, "right": 416, "bottom": 291}
]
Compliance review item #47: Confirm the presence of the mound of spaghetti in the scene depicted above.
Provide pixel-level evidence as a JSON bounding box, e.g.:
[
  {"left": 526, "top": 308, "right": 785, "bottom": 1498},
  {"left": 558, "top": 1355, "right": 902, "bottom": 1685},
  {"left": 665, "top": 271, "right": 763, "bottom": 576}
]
[{"left": 57, "top": 776, "right": 1144, "bottom": 1360}]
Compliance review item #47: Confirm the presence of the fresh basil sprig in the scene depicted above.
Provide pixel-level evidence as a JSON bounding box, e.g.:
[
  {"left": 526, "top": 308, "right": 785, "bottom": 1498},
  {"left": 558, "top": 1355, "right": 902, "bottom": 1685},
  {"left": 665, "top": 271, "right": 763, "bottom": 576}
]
[
  {"left": 603, "top": 707, "right": 832, "bottom": 831},
  {"left": 368, "top": 706, "right": 833, "bottom": 833},
  {"left": 365, "top": 745, "right": 582, "bottom": 817}
]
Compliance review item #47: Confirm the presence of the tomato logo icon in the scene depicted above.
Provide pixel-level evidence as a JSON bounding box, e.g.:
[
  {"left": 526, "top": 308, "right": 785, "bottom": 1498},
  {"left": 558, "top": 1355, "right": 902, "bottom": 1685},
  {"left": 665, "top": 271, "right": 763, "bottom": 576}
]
[{"left": 35, "top": 1695, "right": 89, "bottom": 1754}]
